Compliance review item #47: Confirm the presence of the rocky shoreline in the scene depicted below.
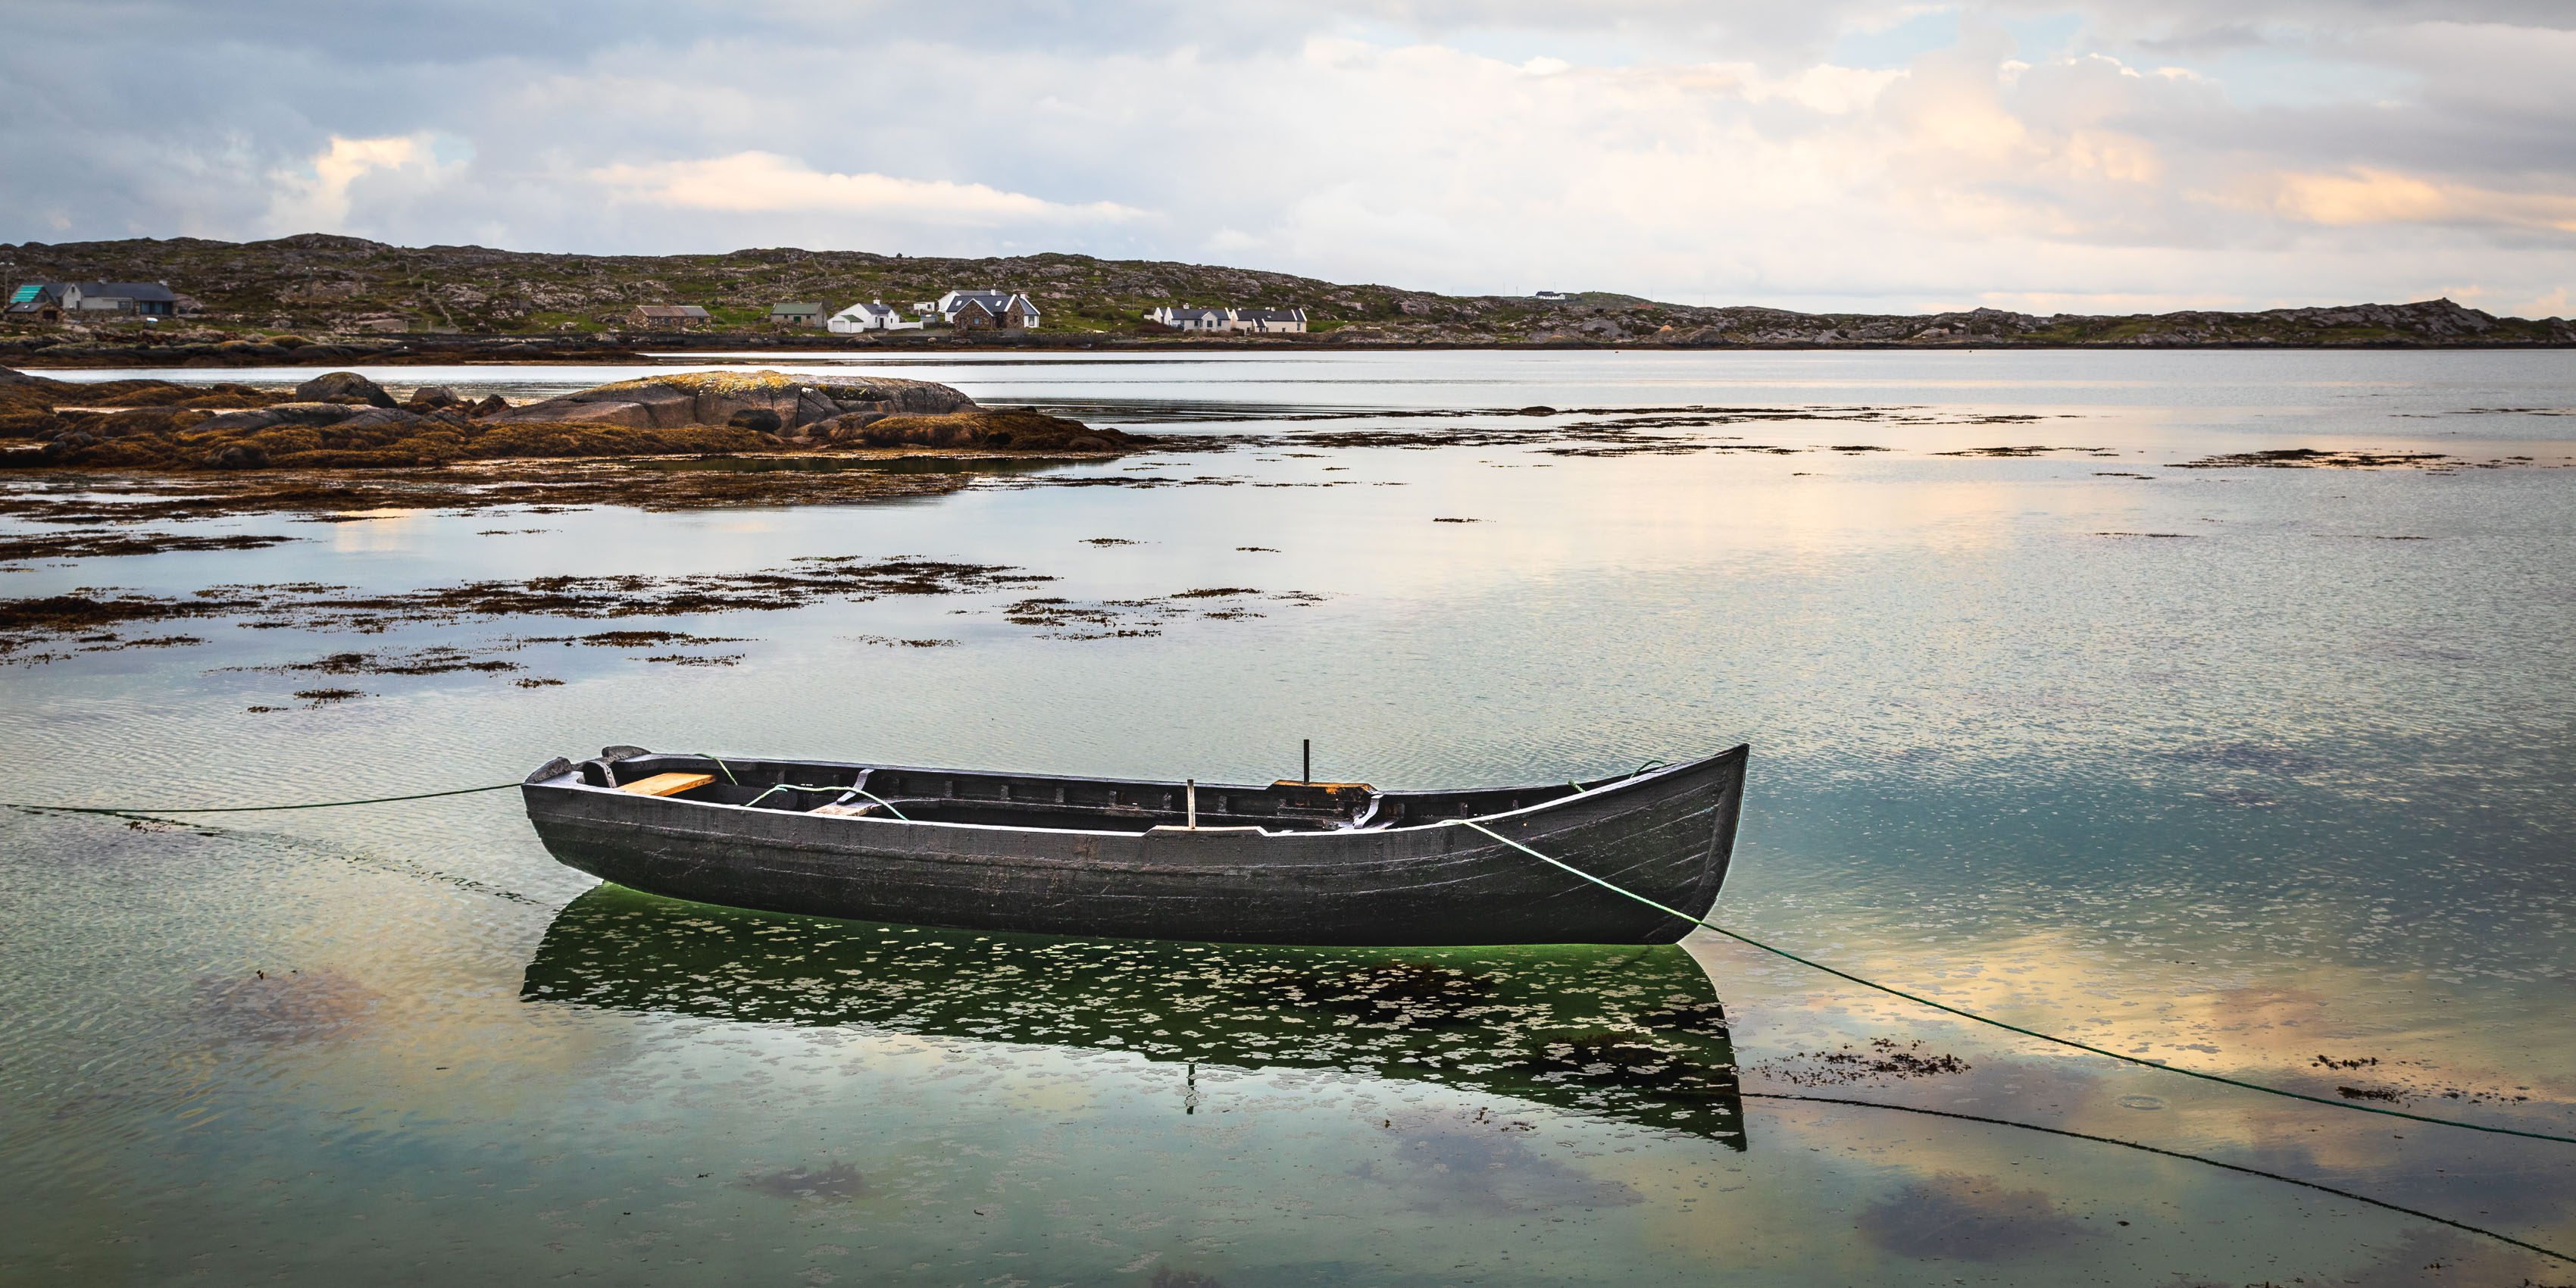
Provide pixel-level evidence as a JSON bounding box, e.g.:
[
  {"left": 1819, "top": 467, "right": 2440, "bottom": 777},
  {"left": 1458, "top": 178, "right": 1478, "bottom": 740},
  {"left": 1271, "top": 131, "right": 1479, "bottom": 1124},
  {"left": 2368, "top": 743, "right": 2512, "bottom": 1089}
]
[
  {"left": 3, "top": 305, "right": 2570, "bottom": 370},
  {"left": 0, "top": 367, "right": 1139, "bottom": 472}
]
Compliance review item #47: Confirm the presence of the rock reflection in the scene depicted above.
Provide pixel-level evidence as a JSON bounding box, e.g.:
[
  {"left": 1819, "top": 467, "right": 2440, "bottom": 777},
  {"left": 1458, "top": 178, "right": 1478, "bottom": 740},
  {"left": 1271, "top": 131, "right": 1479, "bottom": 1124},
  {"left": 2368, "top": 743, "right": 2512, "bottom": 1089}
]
[
  {"left": 521, "top": 884, "right": 1745, "bottom": 1146},
  {"left": 1356, "top": 1106, "right": 1644, "bottom": 1212},
  {"left": 1858, "top": 1171, "right": 2093, "bottom": 1260},
  {"left": 192, "top": 966, "right": 380, "bottom": 1046}
]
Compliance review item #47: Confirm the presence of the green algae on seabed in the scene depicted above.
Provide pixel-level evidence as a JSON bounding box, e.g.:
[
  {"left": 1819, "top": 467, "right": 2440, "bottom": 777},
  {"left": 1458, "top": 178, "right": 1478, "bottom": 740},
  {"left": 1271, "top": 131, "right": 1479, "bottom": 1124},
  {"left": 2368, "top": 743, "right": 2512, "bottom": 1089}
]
[{"left": 521, "top": 883, "right": 1749, "bottom": 1146}]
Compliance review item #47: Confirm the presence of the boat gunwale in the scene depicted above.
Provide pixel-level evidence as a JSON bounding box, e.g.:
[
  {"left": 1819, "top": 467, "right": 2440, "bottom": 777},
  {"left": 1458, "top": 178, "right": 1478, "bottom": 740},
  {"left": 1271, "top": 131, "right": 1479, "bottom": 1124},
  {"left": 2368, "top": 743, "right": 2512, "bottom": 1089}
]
[{"left": 526, "top": 746, "right": 1746, "bottom": 844}]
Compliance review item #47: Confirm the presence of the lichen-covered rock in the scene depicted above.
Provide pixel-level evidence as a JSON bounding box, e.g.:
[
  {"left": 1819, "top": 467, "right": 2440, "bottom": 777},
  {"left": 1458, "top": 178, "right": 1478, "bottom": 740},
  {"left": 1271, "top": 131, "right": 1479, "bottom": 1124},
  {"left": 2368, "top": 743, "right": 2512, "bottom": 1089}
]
[
  {"left": 484, "top": 369, "right": 977, "bottom": 432},
  {"left": 1, "top": 366, "right": 1140, "bottom": 473},
  {"left": 293, "top": 370, "right": 397, "bottom": 408},
  {"left": 192, "top": 402, "right": 432, "bottom": 435},
  {"left": 407, "top": 385, "right": 461, "bottom": 409}
]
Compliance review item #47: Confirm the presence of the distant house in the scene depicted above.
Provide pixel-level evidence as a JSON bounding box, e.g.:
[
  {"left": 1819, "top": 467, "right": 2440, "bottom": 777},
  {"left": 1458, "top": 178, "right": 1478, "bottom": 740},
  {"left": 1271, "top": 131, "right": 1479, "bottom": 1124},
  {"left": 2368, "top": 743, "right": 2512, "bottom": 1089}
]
[
  {"left": 6, "top": 283, "right": 62, "bottom": 323},
  {"left": 1533, "top": 291, "right": 1571, "bottom": 302},
  {"left": 631, "top": 305, "right": 711, "bottom": 327},
  {"left": 1144, "top": 305, "right": 1308, "bottom": 334},
  {"left": 1230, "top": 307, "right": 1308, "bottom": 335},
  {"left": 1145, "top": 305, "right": 1231, "bottom": 333},
  {"left": 932, "top": 289, "right": 1039, "bottom": 330},
  {"left": 13, "top": 282, "right": 179, "bottom": 317},
  {"left": 827, "top": 300, "right": 921, "bottom": 334},
  {"left": 769, "top": 302, "right": 826, "bottom": 327},
  {"left": 71, "top": 282, "right": 179, "bottom": 316}
]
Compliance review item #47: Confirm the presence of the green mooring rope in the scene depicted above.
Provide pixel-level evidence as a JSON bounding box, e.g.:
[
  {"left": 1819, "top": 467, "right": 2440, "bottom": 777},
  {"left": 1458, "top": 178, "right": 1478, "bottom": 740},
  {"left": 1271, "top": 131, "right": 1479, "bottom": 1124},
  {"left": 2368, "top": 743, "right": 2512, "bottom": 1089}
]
[
  {"left": 5, "top": 782, "right": 524, "bottom": 815},
  {"left": 741, "top": 782, "right": 911, "bottom": 820},
  {"left": 1447, "top": 817, "right": 2576, "bottom": 1148},
  {"left": 6, "top": 753, "right": 747, "bottom": 817}
]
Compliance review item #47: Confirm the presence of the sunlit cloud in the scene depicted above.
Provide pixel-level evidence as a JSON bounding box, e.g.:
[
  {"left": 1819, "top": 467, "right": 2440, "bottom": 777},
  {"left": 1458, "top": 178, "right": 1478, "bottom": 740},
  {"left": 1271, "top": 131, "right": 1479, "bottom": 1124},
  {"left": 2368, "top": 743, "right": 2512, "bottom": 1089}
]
[
  {"left": 2262, "top": 167, "right": 2576, "bottom": 232},
  {"left": 585, "top": 152, "right": 1144, "bottom": 224},
  {"left": 265, "top": 133, "right": 462, "bottom": 234}
]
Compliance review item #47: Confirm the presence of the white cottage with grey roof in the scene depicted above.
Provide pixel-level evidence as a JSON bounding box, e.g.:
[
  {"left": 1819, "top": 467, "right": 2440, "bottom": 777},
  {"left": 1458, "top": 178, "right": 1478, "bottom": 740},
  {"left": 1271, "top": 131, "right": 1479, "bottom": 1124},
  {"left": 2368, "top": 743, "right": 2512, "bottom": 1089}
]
[
  {"left": 1146, "top": 305, "right": 1308, "bottom": 334},
  {"left": 1229, "top": 307, "right": 1308, "bottom": 334},
  {"left": 932, "top": 289, "right": 1039, "bottom": 329},
  {"left": 828, "top": 300, "right": 921, "bottom": 333},
  {"left": 1144, "top": 305, "right": 1232, "bottom": 333},
  {"left": 54, "top": 282, "right": 180, "bottom": 317}
]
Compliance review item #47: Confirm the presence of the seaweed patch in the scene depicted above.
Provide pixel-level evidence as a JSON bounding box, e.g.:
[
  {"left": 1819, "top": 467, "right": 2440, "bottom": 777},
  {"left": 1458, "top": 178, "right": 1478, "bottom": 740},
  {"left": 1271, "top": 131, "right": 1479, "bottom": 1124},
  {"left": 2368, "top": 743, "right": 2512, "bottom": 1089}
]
[
  {"left": 999, "top": 588, "right": 1323, "bottom": 639},
  {"left": 234, "top": 646, "right": 523, "bottom": 677},
  {"left": 0, "top": 529, "right": 296, "bottom": 564},
  {"left": 1752, "top": 1037, "right": 1971, "bottom": 1086},
  {"left": 1936, "top": 445, "right": 2118, "bottom": 458},
  {"left": 2169, "top": 448, "right": 2450, "bottom": 469}
]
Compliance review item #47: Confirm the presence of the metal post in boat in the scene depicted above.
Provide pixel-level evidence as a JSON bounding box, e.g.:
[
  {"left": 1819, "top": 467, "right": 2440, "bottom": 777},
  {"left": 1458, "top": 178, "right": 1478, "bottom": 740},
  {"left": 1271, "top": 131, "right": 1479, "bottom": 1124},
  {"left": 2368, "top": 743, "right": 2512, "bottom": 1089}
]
[
  {"left": 1302, "top": 739, "right": 1311, "bottom": 784},
  {"left": 1186, "top": 780, "right": 1198, "bottom": 830}
]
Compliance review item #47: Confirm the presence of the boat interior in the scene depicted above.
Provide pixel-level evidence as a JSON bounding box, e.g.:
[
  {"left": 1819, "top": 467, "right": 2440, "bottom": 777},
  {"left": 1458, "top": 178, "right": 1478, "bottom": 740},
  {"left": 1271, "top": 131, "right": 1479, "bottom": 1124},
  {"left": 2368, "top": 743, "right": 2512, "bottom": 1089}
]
[{"left": 559, "top": 749, "right": 1633, "bottom": 834}]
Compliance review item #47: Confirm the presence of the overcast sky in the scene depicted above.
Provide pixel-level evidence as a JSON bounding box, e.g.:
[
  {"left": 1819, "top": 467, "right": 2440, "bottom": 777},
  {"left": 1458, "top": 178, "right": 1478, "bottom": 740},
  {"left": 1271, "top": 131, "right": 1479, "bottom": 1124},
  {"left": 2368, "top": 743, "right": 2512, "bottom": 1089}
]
[{"left": 5, "top": 1, "right": 2571, "bottom": 314}]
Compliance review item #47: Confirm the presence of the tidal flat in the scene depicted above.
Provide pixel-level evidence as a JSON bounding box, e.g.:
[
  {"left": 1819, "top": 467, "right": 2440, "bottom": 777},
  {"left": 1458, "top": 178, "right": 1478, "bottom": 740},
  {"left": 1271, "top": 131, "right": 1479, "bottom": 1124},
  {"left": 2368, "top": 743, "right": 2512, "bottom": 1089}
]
[{"left": 3, "top": 349, "right": 2574, "bottom": 1285}]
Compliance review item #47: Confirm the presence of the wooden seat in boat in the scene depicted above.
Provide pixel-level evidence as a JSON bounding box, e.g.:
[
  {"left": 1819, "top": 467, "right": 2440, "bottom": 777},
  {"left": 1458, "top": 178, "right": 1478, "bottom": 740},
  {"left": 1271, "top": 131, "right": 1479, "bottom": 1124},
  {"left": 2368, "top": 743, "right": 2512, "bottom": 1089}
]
[{"left": 619, "top": 772, "right": 714, "bottom": 797}]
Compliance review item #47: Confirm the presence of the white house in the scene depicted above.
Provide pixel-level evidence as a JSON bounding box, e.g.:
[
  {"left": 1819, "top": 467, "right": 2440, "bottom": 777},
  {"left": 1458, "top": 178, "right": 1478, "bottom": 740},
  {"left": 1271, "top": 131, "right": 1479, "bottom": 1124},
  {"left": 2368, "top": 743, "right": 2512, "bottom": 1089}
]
[
  {"left": 931, "top": 289, "right": 1039, "bottom": 329},
  {"left": 1230, "top": 307, "right": 1308, "bottom": 334},
  {"left": 1146, "top": 305, "right": 1309, "bottom": 334},
  {"left": 1145, "top": 305, "right": 1232, "bottom": 332},
  {"left": 828, "top": 300, "right": 921, "bottom": 333},
  {"left": 54, "top": 282, "right": 180, "bottom": 316}
]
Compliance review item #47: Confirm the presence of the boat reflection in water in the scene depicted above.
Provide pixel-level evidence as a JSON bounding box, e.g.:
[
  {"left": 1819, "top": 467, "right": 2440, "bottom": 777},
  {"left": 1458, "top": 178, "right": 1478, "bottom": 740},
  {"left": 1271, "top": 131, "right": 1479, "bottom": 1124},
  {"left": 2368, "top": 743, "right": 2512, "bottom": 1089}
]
[{"left": 522, "top": 884, "right": 1746, "bottom": 1148}]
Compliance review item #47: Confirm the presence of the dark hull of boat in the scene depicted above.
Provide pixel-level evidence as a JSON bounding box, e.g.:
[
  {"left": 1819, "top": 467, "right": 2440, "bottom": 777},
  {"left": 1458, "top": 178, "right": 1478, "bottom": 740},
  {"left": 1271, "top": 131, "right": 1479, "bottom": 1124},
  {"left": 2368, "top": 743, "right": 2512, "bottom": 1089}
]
[{"left": 521, "top": 746, "right": 1746, "bottom": 946}]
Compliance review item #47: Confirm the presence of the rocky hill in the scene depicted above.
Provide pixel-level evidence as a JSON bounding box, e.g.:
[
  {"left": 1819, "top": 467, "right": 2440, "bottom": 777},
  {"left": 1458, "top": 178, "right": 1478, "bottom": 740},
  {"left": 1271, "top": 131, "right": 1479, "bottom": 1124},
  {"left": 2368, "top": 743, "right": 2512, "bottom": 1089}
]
[{"left": 2, "top": 234, "right": 2567, "bottom": 349}]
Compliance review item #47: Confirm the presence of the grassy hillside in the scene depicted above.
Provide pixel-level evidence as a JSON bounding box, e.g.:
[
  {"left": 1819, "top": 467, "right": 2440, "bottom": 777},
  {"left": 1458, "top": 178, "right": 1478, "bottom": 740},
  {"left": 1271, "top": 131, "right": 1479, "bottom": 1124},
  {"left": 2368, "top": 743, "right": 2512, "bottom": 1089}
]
[
  {"left": 3, "top": 234, "right": 2567, "bottom": 348},
  {"left": 0, "top": 234, "right": 1469, "bottom": 336}
]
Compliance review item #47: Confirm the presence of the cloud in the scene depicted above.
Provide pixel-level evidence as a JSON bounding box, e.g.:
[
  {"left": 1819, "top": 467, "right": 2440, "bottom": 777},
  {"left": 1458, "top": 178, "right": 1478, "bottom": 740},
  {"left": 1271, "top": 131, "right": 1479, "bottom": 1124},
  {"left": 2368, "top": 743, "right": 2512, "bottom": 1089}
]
[
  {"left": 2263, "top": 167, "right": 2576, "bottom": 232},
  {"left": 265, "top": 133, "right": 463, "bottom": 235},
  {"left": 2, "top": 2, "right": 2572, "bottom": 313},
  {"left": 583, "top": 152, "right": 1143, "bottom": 224}
]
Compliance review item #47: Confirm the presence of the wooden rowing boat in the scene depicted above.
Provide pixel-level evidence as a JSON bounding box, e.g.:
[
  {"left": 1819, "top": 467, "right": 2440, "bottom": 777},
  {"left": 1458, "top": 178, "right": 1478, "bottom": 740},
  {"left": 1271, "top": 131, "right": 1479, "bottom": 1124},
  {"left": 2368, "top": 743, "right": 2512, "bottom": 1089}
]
[{"left": 519, "top": 744, "right": 1747, "bottom": 946}]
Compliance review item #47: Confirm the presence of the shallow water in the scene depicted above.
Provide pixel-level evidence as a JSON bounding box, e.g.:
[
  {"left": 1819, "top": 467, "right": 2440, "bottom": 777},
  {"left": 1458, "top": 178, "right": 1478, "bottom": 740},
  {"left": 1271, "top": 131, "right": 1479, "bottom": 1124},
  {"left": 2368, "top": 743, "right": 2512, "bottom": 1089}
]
[{"left": 5, "top": 349, "right": 2575, "bottom": 1284}]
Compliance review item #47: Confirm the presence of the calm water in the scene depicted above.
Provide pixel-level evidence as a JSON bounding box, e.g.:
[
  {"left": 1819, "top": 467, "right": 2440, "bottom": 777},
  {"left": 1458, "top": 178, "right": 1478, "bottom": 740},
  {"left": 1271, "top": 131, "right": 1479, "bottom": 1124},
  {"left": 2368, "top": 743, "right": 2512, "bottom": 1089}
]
[{"left": 5, "top": 350, "right": 2574, "bottom": 1284}]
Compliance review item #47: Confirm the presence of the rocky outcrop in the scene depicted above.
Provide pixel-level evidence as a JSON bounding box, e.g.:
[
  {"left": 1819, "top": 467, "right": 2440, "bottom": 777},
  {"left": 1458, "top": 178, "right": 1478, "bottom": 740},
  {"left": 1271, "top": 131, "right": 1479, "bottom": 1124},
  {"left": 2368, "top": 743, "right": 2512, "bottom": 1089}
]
[
  {"left": 483, "top": 370, "right": 977, "bottom": 437},
  {"left": 192, "top": 402, "right": 442, "bottom": 435},
  {"left": 294, "top": 370, "right": 396, "bottom": 407},
  {"left": 0, "top": 361, "right": 1140, "bottom": 471}
]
